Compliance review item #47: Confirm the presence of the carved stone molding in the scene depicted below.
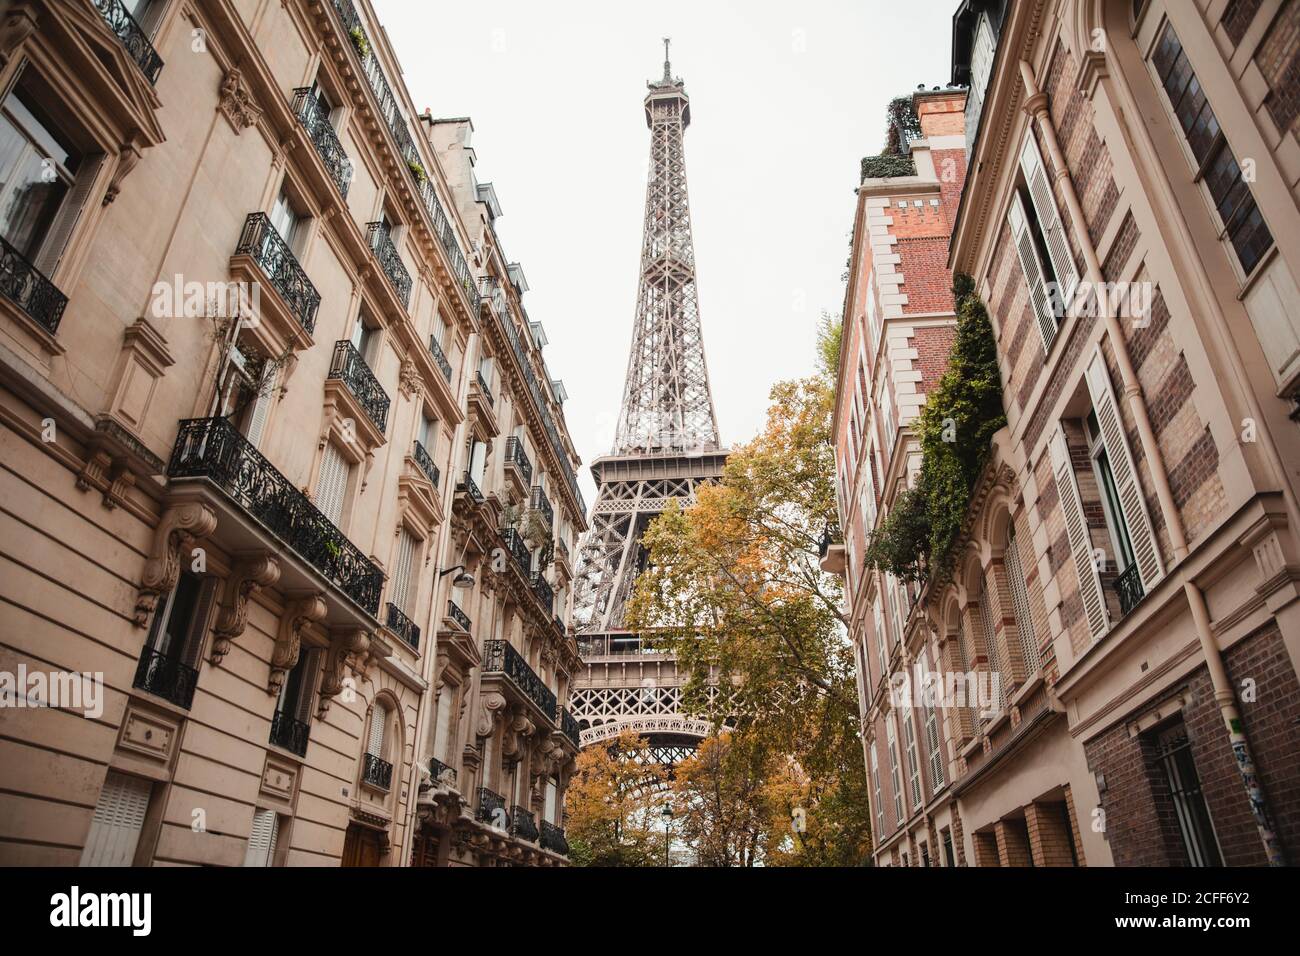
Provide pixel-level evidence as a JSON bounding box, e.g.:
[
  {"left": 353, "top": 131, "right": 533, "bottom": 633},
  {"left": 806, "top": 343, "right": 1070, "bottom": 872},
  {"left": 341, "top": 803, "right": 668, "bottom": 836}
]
[
  {"left": 103, "top": 139, "right": 144, "bottom": 207},
  {"left": 398, "top": 357, "right": 422, "bottom": 399},
  {"left": 218, "top": 68, "right": 263, "bottom": 133},
  {"left": 476, "top": 691, "right": 507, "bottom": 739},
  {"left": 318, "top": 628, "right": 372, "bottom": 717},
  {"left": 268, "top": 592, "right": 327, "bottom": 694},
  {"left": 210, "top": 554, "right": 281, "bottom": 665},
  {"left": 134, "top": 503, "right": 217, "bottom": 627}
]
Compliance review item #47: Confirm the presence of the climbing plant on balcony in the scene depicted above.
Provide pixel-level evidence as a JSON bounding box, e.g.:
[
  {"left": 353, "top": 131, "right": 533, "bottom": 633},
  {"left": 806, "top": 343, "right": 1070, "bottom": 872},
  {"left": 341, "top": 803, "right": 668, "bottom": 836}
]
[{"left": 865, "top": 273, "right": 1006, "bottom": 583}]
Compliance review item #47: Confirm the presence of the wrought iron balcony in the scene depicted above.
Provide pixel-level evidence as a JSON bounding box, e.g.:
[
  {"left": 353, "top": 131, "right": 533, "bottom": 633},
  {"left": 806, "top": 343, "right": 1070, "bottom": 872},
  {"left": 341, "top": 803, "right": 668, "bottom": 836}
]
[
  {"left": 510, "top": 805, "right": 539, "bottom": 842},
  {"left": 412, "top": 439, "right": 440, "bottom": 488},
  {"left": 385, "top": 602, "right": 420, "bottom": 650},
  {"left": 93, "top": 0, "right": 164, "bottom": 84},
  {"left": 234, "top": 213, "right": 320, "bottom": 334},
  {"left": 418, "top": 177, "right": 479, "bottom": 314},
  {"left": 474, "top": 371, "right": 495, "bottom": 407},
  {"left": 362, "top": 752, "right": 393, "bottom": 790},
  {"left": 530, "top": 485, "right": 554, "bottom": 528},
  {"left": 270, "top": 709, "right": 310, "bottom": 756},
  {"left": 457, "top": 471, "right": 484, "bottom": 503},
  {"left": 428, "top": 756, "right": 457, "bottom": 788},
  {"left": 0, "top": 236, "right": 67, "bottom": 334},
  {"left": 292, "top": 88, "right": 353, "bottom": 198},
  {"left": 328, "top": 340, "right": 390, "bottom": 433},
  {"left": 1114, "top": 562, "right": 1145, "bottom": 617},
  {"left": 553, "top": 613, "right": 566, "bottom": 636},
  {"left": 818, "top": 523, "right": 841, "bottom": 559},
  {"left": 540, "top": 820, "right": 569, "bottom": 855},
  {"left": 504, "top": 437, "right": 533, "bottom": 484},
  {"left": 133, "top": 646, "right": 198, "bottom": 709},
  {"left": 532, "top": 571, "right": 554, "bottom": 615},
  {"left": 447, "top": 600, "right": 471, "bottom": 632},
  {"left": 560, "top": 707, "right": 580, "bottom": 749},
  {"left": 168, "top": 417, "right": 384, "bottom": 614},
  {"left": 366, "top": 222, "right": 412, "bottom": 308},
  {"left": 500, "top": 527, "right": 531, "bottom": 577},
  {"left": 483, "top": 639, "right": 557, "bottom": 722},
  {"left": 428, "top": 335, "right": 452, "bottom": 382},
  {"left": 476, "top": 787, "right": 508, "bottom": 828}
]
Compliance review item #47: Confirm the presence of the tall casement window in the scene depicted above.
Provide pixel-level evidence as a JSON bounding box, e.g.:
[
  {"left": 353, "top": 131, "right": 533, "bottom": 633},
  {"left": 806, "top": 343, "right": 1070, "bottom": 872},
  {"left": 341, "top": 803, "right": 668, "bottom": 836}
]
[
  {"left": 242, "top": 808, "right": 282, "bottom": 867},
  {"left": 433, "top": 682, "right": 458, "bottom": 764},
  {"left": 135, "top": 570, "right": 218, "bottom": 709},
  {"left": 1008, "top": 132, "right": 1079, "bottom": 351},
  {"left": 965, "top": 11, "right": 996, "bottom": 151},
  {"left": 362, "top": 702, "right": 394, "bottom": 791},
  {"left": 468, "top": 436, "right": 488, "bottom": 488},
  {"left": 1151, "top": 22, "right": 1274, "bottom": 276},
  {"left": 1004, "top": 521, "right": 1041, "bottom": 675},
  {"left": 869, "top": 742, "right": 885, "bottom": 835},
  {"left": 901, "top": 708, "right": 923, "bottom": 809},
  {"left": 874, "top": 598, "right": 889, "bottom": 680},
  {"left": 270, "top": 650, "right": 320, "bottom": 757},
  {"left": 350, "top": 310, "right": 379, "bottom": 365},
  {"left": 1152, "top": 722, "right": 1222, "bottom": 866},
  {"left": 315, "top": 442, "right": 352, "bottom": 527},
  {"left": 920, "top": 657, "right": 945, "bottom": 790},
  {"left": 387, "top": 527, "right": 420, "bottom": 650},
  {"left": 942, "top": 827, "right": 956, "bottom": 867},
  {"left": 977, "top": 572, "right": 1006, "bottom": 715},
  {"left": 886, "top": 713, "right": 905, "bottom": 825},
  {"left": 269, "top": 186, "right": 305, "bottom": 253},
  {"left": 80, "top": 771, "right": 153, "bottom": 867}
]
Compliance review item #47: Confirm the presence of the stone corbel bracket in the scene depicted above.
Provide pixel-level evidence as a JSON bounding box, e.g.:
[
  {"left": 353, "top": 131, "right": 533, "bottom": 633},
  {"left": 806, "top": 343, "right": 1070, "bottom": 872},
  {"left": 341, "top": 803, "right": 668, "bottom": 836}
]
[
  {"left": 268, "top": 592, "right": 327, "bottom": 694},
  {"left": 318, "top": 627, "right": 372, "bottom": 718},
  {"left": 476, "top": 691, "right": 507, "bottom": 740},
  {"left": 210, "top": 554, "right": 281, "bottom": 665},
  {"left": 134, "top": 503, "right": 218, "bottom": 627}
]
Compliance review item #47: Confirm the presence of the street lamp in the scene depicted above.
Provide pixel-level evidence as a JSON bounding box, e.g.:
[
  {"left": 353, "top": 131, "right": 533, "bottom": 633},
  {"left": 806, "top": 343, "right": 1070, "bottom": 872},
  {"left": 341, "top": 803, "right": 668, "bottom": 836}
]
[{"left": 661, "top": 804, "right": 673, "bottom": 867}]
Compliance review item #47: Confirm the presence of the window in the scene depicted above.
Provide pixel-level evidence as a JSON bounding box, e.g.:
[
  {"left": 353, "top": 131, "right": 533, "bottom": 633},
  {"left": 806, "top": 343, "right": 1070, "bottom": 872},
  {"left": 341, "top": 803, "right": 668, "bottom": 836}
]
[
  {"left": 366, "top": 703, "right": 388, "bottom": 761},
  {"left": 1086, "top": 410, "right": 1135, "bottom": 573},
  {"left": 942, "top": 827, "right": 956, "bottom": 867},
  {"left": 389, "top": 527, "right": 417, "bottom": 618},
  {"left": 315, "top": 442, "right": 351, "bottom": 526},
  {"left": 966, "top": 11, "right": 996, "bottom": 151},
  {"left": 80, "top": 771, "right": 152, "bottom": 866},
  {"left": 1008, "top": 132, "right": 1079, "bottom": 351},
  {"left": 869, "top": 742, "right": 885, "bottom": 835},
  {"left": 878, "top": 378, "right": 896, "bottom": 452},
  {"left": 270, "top": 649, "right": 319, "bottom": 757},
  {"left": 1050, "top": 425, "right": 1111, "bottom": 640},
  {"left": 1153, "top": 722, "right": 1222, "bottom": 866},
  {"left": 269, "top": 187, "right": 303, "bottom": 251},
  {"left": 1151, "top": 22, "right": 1273, "bottom": 275},
  {"left": 242, "top": 808, "right": 281, "bottom": 867},
  {"left": 468, "top": 437, "right": 487, "bottom": 487},
  {"left": 886, "top": 714, "right": 905, "bottom": 824},
  {"left": 922, "top": 658, "right": 945, "bottom": 789},
  {"left": 417, "top": 411, "right": 437, "bottom": 452},
  {"left": 1004, "top": 521, "right": 1040, "bottom": 675},
  {"left": 920, "top": 841, "right": 931, "bottom": 867},
  {"left": 434, "top": 683, "right": 458, "bottom": 763},
  {"left": 350, "top": 312, "right": 378, "bottom": 362},
  {"left": 136, "top": 570, "right": 217, "bottom": 709},
  {"left": 902, "top": 708, "right": 923, "bottom": 808},
  {"left": 978, "top": 572, "right": 1006, "bottom": 714}
]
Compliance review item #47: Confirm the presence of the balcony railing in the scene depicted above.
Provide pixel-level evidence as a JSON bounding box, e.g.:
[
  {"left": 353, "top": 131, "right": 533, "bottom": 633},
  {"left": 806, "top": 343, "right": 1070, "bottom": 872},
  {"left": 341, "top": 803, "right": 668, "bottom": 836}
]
[
  {"left": 818, "top": 523, "right": 841, "bottom": 559},
  {"left": 328, "top": 340, "right": 390, "bottom": 433},
  {"left": 500, "top": 527, "right": 531, "bottom": 577},
  {"left": 168, "top": 417, "right": 383, "bottom": 614},
  {"left": 530, "top": 486, "right": 554, "bottom": 528},
  {"left": 504, "top": 437, "right": 533, "bottom": 484},
  {"left": 457, "top": 471, "right": 484, "bottom": 503},
  {"left": 0, "top": 236, "right": 67, "bottom": 335},
  {"left": 510, "top": 805, "right": 539, "bottom": 842},
  {"left": 553, "top": 613, "right": 566, "bottom": 636},
  {"left": 447, "top": 600, "right": 471, "bottom": 632},
  {"left": 270, "top": 709, "right": 310, "bottom": 757},
  {"left": 477, "top": 787, "right": 508, "bottom": 828},
  {"left": 362, "top": 752, "right": 393, "bottom": 790},
  {"left": 560, "top": 708, "right": 581, "bottom": 749},
  {"left": 540, "top": 820, "right": 569, "bottom": 855},
  {"left": 385, "top": 602, "right": 420, "bottom": 650},
  {"left": 412, "top": 439, "right": 440, "bottom": 488},
  {"left": 93, "top": 0, "right": 163, "bottom": 84},
  {"left": 133, "top": 646, "right": 198, "bottom": 709},
  {"left": 292, "top": 88, "right": 353, "bottom": 199},
  {"left": 234, "top": 212, "right": 320, "bottom": 334},
  {"left": 483, "top": 639, "right": 557, "bottom": 721},
  {"left": 1114, "top": 562, "right": 1145, "bottom": 617},
  {"left": 428, "top": 335, "right": 452, "bottom": 382},
  {"left": 366, "top": 222, "right": 412, "bottom": 308},
  {"left": 532, "top": 571, "right": 554, "bottom": 615},
  {"left": 474, "top": 371, "right": 495, "bottom": 407},
  {"left": 428, "top": 757, "right": 457, "bottom": 787}
]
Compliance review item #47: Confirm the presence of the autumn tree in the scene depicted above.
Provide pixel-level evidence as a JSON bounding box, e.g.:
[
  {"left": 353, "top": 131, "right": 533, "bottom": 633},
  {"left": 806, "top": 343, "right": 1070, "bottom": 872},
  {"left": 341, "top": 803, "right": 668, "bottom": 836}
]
[{"left": 565, "top": 730, "right": 667, "bottom": 867}]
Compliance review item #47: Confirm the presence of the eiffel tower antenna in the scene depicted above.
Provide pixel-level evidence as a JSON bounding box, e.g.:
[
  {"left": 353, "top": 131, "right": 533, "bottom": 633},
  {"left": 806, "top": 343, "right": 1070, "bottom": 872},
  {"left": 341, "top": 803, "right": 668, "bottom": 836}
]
[{"left": 569, "top": 44, "right": 727, "bottom": 768}]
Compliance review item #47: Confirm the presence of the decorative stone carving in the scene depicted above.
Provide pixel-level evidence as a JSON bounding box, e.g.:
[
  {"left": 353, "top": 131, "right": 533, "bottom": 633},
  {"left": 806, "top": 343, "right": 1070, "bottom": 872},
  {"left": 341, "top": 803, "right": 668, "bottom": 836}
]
[
  {"left": 134, "top": 503, "right": 217, "bottom": 626},
  {"left": 398, "top": 357, "right": 422, "bottom": 399},
  {"left": 0, "top": 7, "right": 37, "bottom": 68},
  {"left": 317, "top": 628, "right": 371, "bottom": 717},
  {"left": 217, "top": 68, "right": 263, "bottom": 133},
  {"left": 103, "top": 140, "right": 143, "bottom": 207},
  {"left": 476, "top": 692, "right": 507, "bottom": 739},
  {"left": 210, "top": 554, "right": 281, "bottom": 665},
  {"left": 268, "top": 592, "right": 327, "bottom": 693}
]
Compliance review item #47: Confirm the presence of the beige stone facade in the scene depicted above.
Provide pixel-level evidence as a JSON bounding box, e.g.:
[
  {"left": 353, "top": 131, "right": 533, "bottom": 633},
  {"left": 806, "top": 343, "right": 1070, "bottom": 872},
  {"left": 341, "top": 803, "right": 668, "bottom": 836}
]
[
  {"left": 834, "top": 0, "right": 1300, "bottom": 867},
  {"left": 0, "top": 0, "right": 582, "bottom": 867}
]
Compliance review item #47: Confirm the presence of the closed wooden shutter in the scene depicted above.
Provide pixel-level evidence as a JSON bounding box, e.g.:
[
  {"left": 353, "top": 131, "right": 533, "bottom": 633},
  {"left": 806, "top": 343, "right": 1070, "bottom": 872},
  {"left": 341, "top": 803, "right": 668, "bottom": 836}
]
[
  {"left": 1050, "top": 426, "right": 1110, "bottom": 640},
  {"left": 80, "top": 771, "right": 151, "bottom": 867},
  {"left": 1084, "top": 348, "right": 1164, "bottom": 590},
  {"left": 367, "top": 704, "right": 386, "bottom": 758},
  {"left": 390, "top": 528, "right": 416, "bottom": 615},
  {"left": 874, "top": 599, "right": 889, "bottom": 679},
  {"left": 1005, "top": 523, "right": 1040, "bottom": 674},
  {"left": 886, "top": 714, "right": 904, "bottom": 822},
  {"left": 293, "top": 647, "right": 322, "bottom": 724},
  {"left": 245, "top": 366, "right": 278, "bottom": 449},
  {"left": 243, "top": 808, "right": 279, "bottom": 867},
  {"left": 1019, "top": 133, "right": 1080, "bottom": 311},
  {"left": 33, "top": 154, "right": 105, "bottom": 279},
  {"left": 1008, "top": 191, "right": 1057, "bottom": 351},
  {"left": 902, "top": 709, "right": 922, "bottom": 807},
  {"left": 315, "top": 443, "right": 350, "bottom": 525},
  {"left": 179, "top": 576, "right": 219, "bottom": 670}
]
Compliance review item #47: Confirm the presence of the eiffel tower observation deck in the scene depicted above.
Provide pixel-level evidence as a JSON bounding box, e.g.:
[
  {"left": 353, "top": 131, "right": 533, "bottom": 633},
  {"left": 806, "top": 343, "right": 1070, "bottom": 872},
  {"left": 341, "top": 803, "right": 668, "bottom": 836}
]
[{"left": 569, "top": 43, "right": 726, "bottom": 763}]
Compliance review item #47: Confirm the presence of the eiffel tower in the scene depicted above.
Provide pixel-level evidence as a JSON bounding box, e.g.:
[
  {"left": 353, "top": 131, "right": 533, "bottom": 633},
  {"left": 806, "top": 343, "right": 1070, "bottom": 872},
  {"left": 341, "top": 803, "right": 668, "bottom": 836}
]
[{"left": 569, "top": 42, "right": 726, "bottom": 763}]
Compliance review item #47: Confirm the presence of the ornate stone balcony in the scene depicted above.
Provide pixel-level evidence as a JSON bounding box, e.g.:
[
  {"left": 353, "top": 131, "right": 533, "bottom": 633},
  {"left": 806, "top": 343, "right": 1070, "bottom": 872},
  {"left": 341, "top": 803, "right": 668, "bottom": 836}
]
[
  {"left": 328, "top": 339, "right": 390, "bottom": 435},
  {"left": 366, "top": 222, "right": 412, "bottom": 308},
  {"left": 482, "top": 638, "right": 557, "bottom": 726},
  {"left": 0, "top": 236, "right": 67, "bottom": 336},
  {"left": 292, "top": 88, "right": 353, "bottom": 198},
  {"left": 93, "top": 0, "right": 164, "bottom": 84}
]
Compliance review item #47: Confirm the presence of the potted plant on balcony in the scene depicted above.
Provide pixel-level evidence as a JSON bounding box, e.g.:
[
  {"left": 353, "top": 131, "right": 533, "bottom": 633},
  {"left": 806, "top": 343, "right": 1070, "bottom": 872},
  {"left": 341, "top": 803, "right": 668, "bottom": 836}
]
[
  {"left": 349, "top": 25, "right": 371, "bottom": 59},
  {"left": 407, "top": 159, "right": 428, "bottom": 184}
]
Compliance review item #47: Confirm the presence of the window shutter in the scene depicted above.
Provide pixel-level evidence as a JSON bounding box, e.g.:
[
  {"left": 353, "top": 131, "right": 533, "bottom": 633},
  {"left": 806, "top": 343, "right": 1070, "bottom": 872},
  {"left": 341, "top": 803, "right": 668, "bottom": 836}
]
[
  {"left": 245, "top": 366, "right": 278, "bottom": 449},
  {"left": 33, "top": 154, "right": 105, "bottom": 279},
  {"left": 1005, "top": 523, "right": 1040, "bottom": 674},
  {"left": 390, "top": 528, "right": 416, "bottom": 614},
  {"left": 1084, "top": 348, "right": 1164, "bottom": 589},
  {"left": 367, "top": 704, "right": 387, "bottom": 757},
  {"left": 869, "top": 743, "right": 884, "bottom": 833},
  {"left": 902, "top": 709, "right": 922, "bottom": 807},
  {"left": 80, "top": 771, "right": 151, "bottom": 867},
  {"left": 293, "top": 647, "right": 321, "bottom": 724},
  {"left": 1050, "top": 426, "right": 1110, "bottom": 640},
  {"left": 886, "top": 714, "right": 904, "bottom": 822},
  {"left": 1008, "top": 191, "right": 1056, "bottom": 351},
  {"left": 1019, "top": 133, "right": 1080, "bottom": 309},
  {"left": 315, "top": 443, "right": 350, "bottom": 525},
  {"left": 243, "top": 808, "right": 278, "bottom": 867},
  {"left": 179, "top": 576, "right": 219, "bottom": 670}
]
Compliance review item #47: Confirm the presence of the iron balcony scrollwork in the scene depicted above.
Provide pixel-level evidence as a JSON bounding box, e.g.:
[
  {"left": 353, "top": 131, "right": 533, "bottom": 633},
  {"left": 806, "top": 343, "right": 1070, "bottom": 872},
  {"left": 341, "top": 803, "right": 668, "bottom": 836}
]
[
  {"left": 531, "top": 571, "right": 554, "bottom": 615},
  {"left": 0, "top": 236, "right": 67, "bottom": 334},
  {"left": 428, "top": 757, "right": 456, "bottom": 787},
  {"left": 292, "top": 88, "right": 353, "bottom": 198},
  {"left": 92, "top": 0, "right": 164, "bottom": 84},
  {"left": 482, "top": 639, "right": 557, "bottom": 723},
  {"left": 412, "top": 440, "right": 440, "bottom": 488},
  {"left": 235, "top": 213, "right": 320, "bottom": 334},
  {"left": 457, "top": 471, "right": 484, "bottom": 503},
  {"left": 529, "top": 485, "right": 553, "bottom": 528},
  {"left": 366, "top": 222, "right": 412, "bottom": 308},
  {"left": 540, "top": 820, "right": 569, "bottom": 855},
  {"left": 168, "top": 417, "right": 384, "bottom": 614},
  {"left": 504, "top": 437, "right": 533, "bottom": 484},
  {"left": 474, "top": 371, "right": 494, "bottom": 407},
  {"left": 270, "top": 709, "right": 310, "bottom": 756},
  {"left": 428, "top": 336, "right": 452, "bottom": 382},
  {"left": 133, "top": 646, "right": 199, "bottom": 709},
  {"left": 329, "top": 340, "right": 390, "bottom": 433},
  {"left": 1114, "top": 562, "right": 1145, "bottom": 618},
  {"left": 385, "top": 602, "right": 420, "bottom": 650},
  {"left": 476, "top": 787, "right": 508, "bottom": 828},
  {"left": 510, "top": 805, "right": 539, "bottom": 843},
  {"left": 560, "top": 708, "right": 580, "bottom": 749},
  {"left": 362, "top": 752, "right": 394, "bottom": 790},
  {"left": 447, "top": 600, "right": 471, "bottom": 632},
  {"left": 500, "top": 527, "right": 531, "bottom": 578}
]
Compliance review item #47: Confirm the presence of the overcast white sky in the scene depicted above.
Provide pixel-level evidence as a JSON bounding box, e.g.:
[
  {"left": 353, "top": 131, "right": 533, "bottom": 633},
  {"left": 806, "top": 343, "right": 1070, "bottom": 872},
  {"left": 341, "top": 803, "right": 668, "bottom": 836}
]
[{"left": 374, "top": 0, "right": 956, "bottom": 503}]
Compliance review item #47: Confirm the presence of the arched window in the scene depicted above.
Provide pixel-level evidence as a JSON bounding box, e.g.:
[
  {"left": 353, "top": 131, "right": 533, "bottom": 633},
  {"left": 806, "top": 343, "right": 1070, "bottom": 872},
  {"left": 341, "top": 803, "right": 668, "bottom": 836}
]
[
  {"left": 978, "top": 572, "right": 1006, "bottom": 716},
  {"left": 362, "top": 701, "right": 394, "bottom": 791}
]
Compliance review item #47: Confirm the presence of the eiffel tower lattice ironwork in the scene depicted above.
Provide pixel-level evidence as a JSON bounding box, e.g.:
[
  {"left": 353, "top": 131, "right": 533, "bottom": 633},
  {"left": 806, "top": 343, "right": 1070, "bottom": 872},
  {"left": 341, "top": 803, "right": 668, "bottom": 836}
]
[{"left": 569, "top": 42, "right": 725, "bottom": 763}]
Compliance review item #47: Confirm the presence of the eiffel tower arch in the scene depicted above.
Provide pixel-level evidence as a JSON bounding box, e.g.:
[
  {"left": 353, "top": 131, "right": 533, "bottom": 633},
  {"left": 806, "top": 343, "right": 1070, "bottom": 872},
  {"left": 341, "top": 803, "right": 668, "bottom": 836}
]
[{"left": 570, "top": 43, "right": 725, "bottom": 766}]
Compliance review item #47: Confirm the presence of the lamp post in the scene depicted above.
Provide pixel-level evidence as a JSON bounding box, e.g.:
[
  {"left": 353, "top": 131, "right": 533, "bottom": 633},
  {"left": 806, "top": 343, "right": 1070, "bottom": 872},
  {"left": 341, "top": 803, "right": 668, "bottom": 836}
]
[{"left": 661, "top": 804, "right": 673, "bottom": 867}]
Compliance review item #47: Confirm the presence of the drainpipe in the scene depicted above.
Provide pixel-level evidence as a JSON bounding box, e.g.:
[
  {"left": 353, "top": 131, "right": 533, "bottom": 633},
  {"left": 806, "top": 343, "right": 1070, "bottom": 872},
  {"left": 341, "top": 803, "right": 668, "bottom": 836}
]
[{"left": 1019, "top": 60, "right": 1284, "bottom": 865}]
